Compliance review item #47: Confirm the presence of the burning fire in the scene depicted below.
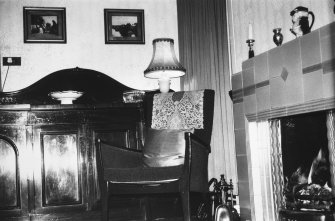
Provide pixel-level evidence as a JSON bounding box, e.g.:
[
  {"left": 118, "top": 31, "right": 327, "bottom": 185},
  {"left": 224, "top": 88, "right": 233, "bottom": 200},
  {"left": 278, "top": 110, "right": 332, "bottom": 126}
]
[{"left": 284, "top": 148, "right": 334, "bottom": 211}]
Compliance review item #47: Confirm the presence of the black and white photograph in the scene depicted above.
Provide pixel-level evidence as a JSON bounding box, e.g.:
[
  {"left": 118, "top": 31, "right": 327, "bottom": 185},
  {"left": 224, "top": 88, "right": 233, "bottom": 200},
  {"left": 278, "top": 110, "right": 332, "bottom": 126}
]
[
  {"left": 104, "top": 9, "right": 144, "bottom": 44},
  {"left": 1, "top": 1, "right": 335, "bottom": 221},
  {"left": 23, "top": 7, "right": 66, "bottom": 43}
]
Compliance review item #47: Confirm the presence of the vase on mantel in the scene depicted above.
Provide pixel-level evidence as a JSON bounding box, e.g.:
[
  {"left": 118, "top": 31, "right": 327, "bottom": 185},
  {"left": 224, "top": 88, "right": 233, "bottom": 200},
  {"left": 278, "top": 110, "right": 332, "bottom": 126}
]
[{"left": 273, "top": 28, "right": 283, "bottom": 46}]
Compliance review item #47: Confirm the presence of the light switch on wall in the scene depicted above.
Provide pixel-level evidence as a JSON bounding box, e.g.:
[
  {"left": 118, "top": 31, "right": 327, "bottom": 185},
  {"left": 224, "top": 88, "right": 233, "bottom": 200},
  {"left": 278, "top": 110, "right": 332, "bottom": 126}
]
[{"left": 3, "top": 57, "right": 21, "bottom": 66}]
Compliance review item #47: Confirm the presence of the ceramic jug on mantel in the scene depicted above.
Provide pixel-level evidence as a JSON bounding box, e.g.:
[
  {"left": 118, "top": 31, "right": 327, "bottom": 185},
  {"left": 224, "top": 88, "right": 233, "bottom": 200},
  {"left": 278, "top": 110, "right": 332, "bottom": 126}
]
[{"left": 290, "top": 6, "right": 315, "bottom": 37}]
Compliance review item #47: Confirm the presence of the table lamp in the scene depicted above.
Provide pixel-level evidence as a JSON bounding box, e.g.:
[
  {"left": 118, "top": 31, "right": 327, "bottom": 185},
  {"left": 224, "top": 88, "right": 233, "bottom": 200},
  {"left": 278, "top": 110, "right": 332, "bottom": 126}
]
[{"left": 144, "top": 38, "right": 186, "bottom": 93}]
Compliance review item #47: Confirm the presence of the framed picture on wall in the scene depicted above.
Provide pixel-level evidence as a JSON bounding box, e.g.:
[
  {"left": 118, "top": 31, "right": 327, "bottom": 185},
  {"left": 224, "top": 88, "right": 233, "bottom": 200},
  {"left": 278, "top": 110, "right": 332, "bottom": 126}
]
[
  {"left": 104, "top": 9, "right": 145, "bottom": 44},
  {"left": 23, "top": 7, "right": 66, "bottom": 43}
]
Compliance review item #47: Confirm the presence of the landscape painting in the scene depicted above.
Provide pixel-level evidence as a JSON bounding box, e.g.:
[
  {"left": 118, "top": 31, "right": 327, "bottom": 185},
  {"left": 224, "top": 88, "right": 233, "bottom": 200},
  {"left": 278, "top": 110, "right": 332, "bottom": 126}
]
[
  {"left": 104, "top": 9, "right": 145, "bottom": 44},
  {"left": 24, "top": 7, "right": 66, "bottom": 43}
]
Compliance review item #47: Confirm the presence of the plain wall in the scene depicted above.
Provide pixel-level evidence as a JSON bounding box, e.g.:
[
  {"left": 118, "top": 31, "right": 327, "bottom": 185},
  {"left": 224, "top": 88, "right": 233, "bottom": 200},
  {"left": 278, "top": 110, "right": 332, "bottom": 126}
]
[{"left": 0, "top": 0, "right": 180, "bottom": 92}]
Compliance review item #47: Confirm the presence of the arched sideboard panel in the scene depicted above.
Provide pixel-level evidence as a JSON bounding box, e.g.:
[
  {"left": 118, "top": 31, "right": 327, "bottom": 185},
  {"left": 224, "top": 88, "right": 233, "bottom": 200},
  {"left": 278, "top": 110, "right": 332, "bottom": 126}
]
[
  {"left": 0, "top": 137, "right": 20, "bottom": 209},
  {"left": 0, "top": 67, "right": 135, "bottom": 105}
]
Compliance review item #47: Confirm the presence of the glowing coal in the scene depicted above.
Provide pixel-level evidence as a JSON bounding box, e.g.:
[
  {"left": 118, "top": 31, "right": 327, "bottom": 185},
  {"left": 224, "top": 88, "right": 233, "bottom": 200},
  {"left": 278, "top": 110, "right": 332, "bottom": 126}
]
[{"left": 284, "top": 149, "right": 334, "bottom": 211}]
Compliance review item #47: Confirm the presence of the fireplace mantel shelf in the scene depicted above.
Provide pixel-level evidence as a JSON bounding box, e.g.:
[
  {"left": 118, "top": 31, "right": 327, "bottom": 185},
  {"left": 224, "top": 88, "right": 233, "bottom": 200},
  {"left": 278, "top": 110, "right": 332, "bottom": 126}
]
[
  {"left": 246, "top": 97, "right": 335, "bottom": 121},
  {"left": 232, "top": 21, "right": 335, "bottom": 122}
]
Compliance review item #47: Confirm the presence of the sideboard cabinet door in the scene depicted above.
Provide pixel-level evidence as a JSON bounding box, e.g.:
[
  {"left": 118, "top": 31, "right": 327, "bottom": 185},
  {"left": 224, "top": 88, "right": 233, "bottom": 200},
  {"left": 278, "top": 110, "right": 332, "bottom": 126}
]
[
  {"left": 31, "top": 125, "right": 86, "bottom": 218},
  {"left": 0, "top": 125, "right": 29, "bottom": 219}
]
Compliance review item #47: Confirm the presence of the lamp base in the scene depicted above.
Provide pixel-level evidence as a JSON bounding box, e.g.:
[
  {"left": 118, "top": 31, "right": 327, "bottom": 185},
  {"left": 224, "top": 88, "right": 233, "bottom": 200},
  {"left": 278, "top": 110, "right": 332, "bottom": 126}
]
[{"left": 158, "top": 78, "right": 171, "bottom": 93}]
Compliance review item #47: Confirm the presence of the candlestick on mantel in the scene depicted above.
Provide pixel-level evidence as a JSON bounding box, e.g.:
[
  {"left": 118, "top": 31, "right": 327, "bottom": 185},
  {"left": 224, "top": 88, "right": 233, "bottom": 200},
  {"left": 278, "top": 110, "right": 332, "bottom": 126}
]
[
  {"left": 247, "top": 23, "right": 255, "bottom": 58},
  {"left": 246, "top": 39, "right": 255, "bottom": 59}
]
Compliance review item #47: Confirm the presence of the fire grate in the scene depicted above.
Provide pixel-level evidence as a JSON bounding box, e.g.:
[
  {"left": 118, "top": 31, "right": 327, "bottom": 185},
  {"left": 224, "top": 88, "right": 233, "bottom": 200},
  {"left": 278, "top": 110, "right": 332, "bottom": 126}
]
[
  {"left": 270, "top": 110, "right": 335, "bottom": 220},
  {"left": 279, "top": 209, "right": 335, "bottom": 221}
]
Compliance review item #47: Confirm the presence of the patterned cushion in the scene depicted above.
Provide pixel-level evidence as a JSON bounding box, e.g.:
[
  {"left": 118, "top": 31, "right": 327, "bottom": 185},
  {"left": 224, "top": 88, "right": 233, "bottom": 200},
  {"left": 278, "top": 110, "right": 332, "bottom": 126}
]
[{"left": 151, "top": 90, "right": 204, "bottom": 129}]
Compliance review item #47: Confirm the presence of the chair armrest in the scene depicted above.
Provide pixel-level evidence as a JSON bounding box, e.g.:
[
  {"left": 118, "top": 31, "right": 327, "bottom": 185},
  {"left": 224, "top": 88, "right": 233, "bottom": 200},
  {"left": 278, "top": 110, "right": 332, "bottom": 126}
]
[
  {"left": 96, "top": 139, "right": 143, "bottom": 169},
  {"left": 188, "top": 132, "right": 211, "bottom": 153},
  {"left": 184, "top": 132, "right": 211, "bottom": 192}
]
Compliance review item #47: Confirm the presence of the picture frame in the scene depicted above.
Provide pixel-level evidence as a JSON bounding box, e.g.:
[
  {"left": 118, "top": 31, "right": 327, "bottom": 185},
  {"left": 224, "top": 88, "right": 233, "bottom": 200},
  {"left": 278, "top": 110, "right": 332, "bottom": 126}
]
[
  {"left": 104, "top": 9, "right": 145, "bottom": 44},
  {"left": 23, "top": 7, "right": 66, "bottom": 43}
]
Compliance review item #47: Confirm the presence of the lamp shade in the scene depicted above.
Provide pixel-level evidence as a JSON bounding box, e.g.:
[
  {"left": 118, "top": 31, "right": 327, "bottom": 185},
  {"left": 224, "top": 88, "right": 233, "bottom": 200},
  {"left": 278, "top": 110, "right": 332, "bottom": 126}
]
[{"left": 144, "top": 38, "right": 186, "bottom": 79}]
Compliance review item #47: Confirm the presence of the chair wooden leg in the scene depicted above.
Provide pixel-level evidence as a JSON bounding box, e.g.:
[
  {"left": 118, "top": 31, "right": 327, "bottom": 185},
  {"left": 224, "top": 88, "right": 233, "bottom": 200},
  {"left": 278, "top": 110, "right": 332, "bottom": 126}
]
[
  {"left": 142, "top": 197, "right": 152, "bottom": 221},
  {"left": 101, "top": 182, "right": 109, "bottom": 221},
  {"left": 202, "top": 192, "right": 211, "bottom": 221},
  {"left": 180, "top": 191, "right": 191, "bottom": 221}
]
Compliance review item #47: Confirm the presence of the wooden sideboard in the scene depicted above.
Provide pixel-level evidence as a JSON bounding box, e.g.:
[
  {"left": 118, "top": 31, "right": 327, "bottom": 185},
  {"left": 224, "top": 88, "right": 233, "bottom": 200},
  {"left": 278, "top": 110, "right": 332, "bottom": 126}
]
[{"left": 0, "top": 68, "right": 146, "bottom": 220}]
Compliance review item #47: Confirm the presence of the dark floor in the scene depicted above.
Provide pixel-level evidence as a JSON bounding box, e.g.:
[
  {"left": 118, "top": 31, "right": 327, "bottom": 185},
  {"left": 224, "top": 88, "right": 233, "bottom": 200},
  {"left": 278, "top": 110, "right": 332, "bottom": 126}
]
[
  {"left": 69, "top": 210, "right": 184, "bottom": 221},
  {"left": 2, "top": 211, "right": 184, "bottom": 221},
  {"left": 43, "top": 210, "right": 183, "bottom": 221},
  {"left": 2, "top": 195, "right": 204, "bottom": 221},
  {"left": 2, "top": 205, "right": 185, "bottom": 221}
]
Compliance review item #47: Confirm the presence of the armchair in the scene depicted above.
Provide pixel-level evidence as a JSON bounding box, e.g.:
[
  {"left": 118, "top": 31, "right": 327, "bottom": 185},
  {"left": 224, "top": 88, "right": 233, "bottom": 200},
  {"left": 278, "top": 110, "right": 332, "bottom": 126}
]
[{"left": 96, "top": 89, "right": 214, "bottom": 221}]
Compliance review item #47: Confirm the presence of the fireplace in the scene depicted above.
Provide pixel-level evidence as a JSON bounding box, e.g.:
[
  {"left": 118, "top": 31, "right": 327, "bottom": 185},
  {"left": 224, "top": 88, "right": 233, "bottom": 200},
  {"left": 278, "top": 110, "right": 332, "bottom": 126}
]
[
  {"left": 280, "top": 111, "right": 333, "bottom": 212},
  {"left": 247, "top": 113, "right": 335, "bottom": 221},
  {"left": 273, "top": 111, "right": 335, "bottom": 220},
  {"left": 232, "top": 22, "right": 335, "bottom": 220}
]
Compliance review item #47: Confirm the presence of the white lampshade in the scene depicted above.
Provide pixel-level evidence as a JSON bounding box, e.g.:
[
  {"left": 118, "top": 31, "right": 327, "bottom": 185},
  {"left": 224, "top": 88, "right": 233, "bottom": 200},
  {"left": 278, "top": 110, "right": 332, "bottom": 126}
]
[{"left": 144, "top": 38, "right": 186, "bottom": 80}]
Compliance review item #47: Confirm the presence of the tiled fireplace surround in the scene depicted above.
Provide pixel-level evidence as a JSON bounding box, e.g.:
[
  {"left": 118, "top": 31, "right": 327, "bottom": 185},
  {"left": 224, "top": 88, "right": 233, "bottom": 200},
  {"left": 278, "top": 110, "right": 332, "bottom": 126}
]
[{"left": 232, "top": 22, "right": 335, "bottom": 221}]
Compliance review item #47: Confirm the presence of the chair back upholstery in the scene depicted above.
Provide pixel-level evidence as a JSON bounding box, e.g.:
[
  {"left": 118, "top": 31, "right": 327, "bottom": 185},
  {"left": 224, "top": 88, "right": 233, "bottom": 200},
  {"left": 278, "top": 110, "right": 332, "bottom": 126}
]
[{"left": 144, "top": 90, "right": 215, "bottom": 146}]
